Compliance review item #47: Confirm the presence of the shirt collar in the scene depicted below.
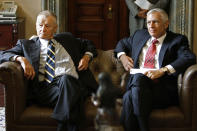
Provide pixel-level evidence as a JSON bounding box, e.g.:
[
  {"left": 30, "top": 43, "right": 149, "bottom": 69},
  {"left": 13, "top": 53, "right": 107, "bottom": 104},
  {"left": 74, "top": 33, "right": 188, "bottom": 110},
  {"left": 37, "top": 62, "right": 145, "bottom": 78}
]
[
  {"left": 39, "top": 38, "right": 49, "bottom": 44},
  {"left": 39, "top": 38, "right": 56, "bottom": 46},
  {"left": 151, "top": 33, "right": 167, "bottom": 44}
]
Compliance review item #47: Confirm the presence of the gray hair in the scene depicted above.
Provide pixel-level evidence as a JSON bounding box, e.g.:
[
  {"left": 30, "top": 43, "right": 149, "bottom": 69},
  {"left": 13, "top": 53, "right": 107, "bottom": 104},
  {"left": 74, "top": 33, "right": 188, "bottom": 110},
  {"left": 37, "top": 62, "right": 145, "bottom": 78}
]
[
  {"left": 147, "top": 8, "right": 168, "bottom": 23},
  {"left": 37, "top": 10, "right": 57, "bottom": 23}
]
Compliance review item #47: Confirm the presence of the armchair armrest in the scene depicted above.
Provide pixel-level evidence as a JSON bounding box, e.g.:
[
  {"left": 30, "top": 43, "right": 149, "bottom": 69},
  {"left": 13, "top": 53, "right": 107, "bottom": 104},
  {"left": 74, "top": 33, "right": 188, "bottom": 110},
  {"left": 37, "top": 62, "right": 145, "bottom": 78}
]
[
  {"left": 0, "top": 62, "right": 27, "bottom": 121},
  {"left": 179, "top": 64, "right": 197, "bottom": 125}
]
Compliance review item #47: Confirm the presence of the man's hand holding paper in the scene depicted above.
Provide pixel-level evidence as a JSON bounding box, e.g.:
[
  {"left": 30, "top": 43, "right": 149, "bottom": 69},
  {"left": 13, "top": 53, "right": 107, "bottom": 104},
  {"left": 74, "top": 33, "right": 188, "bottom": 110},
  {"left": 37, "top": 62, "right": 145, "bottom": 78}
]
[
  {"left": 130, "top": 68, "right": 166, "bottom": 80},
  {"left": 134, "top": 0, "right": 154, "bottom": 10},
  {"left": 137, "top": 9, "right": 148, "bottom": 18},
  {"left": 130, "top": 68, "right": 156, "bottom": 74}
]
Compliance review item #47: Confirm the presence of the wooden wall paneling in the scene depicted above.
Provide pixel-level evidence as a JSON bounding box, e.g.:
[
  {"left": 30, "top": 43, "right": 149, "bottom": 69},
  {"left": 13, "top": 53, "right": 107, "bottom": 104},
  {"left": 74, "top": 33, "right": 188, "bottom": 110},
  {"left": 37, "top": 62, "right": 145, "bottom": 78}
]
[
  {"left": 119, "top": 0, "right": 129, "bottom": 39},
  {"left": 68, "top": 0, "right": 129, "bottom": 50}
]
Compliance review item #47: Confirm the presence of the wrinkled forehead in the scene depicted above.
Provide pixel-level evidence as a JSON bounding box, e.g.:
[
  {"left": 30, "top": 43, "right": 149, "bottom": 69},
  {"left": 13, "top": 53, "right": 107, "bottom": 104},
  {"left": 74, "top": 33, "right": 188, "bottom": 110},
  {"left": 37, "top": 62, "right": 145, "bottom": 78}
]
[{"left": 147, "top": 12, "right": 162, "bottom": 21}]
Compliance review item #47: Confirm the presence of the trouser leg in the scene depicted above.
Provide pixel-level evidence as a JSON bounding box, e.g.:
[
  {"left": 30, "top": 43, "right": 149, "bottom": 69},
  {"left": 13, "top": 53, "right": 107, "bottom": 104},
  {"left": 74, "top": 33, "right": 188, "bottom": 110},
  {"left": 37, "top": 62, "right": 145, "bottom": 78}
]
[
  {"left": 35, "top": 74, "right": 83, "bottom": 131},
  {"left": 121, "top": 90, "right": 138, "bottom": 131},
  {"left": 130, "top": 73, "right": 153, "bottom": 116},
  {"left": 122, "top": 73, "right": 153, "bottom": 131},
  {"left": 51, "top": 75, "right": 83, "bottom": 122},
  {"left": 131, "top": 73, "right": 153, "bottom": 131},
  {"left": 122, "top": 73, "right": 178, "bottom": 131},
  {"left": 52, "top": 75, "right": 83, "bottom": 131}
]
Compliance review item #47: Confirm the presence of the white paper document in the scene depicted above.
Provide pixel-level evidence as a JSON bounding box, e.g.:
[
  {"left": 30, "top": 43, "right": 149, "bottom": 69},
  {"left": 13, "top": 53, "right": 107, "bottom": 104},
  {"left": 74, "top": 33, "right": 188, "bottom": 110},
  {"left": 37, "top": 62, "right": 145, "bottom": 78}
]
[
  {"left": 134, "top": 0, "right": 154, "bottom": 10},
  {"left": 130, "top": 68, "right": 157, "bottom": 74}
]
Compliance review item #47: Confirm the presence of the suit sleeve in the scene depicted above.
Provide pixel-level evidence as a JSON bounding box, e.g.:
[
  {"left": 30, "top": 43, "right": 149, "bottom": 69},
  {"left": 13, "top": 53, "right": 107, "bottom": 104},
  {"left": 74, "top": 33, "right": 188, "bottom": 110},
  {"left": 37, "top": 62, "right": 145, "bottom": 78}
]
[
  {"left": 77, "top": 38, "right": 97, "bottom": 58},
  {"left": 114, "top": 36, "right": 133, "bottom": 58},
  {"left": 169, "top": 35, "right": 196, "bottom": 74},
  {"left": 0, "top": 40, "right": 24, "bottom": 63}
]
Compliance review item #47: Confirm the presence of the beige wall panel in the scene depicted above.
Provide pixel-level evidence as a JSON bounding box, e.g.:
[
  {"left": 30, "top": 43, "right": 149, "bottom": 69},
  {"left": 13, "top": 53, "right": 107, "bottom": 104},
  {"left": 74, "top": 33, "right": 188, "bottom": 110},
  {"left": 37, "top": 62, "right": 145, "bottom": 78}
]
[{"left": 0, "top": 0, "right": 41, "bottom": 38}]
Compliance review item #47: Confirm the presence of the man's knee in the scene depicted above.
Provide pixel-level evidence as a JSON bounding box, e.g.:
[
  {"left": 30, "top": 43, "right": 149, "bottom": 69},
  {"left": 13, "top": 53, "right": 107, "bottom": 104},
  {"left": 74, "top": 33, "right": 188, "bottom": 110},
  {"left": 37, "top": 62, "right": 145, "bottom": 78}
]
[
  {"left": 131, "top": 74, "right": 153, "bottom": 101},
  {"left": 60, "top": 74, "right": 75, "bottom": 80},
  {"left": 122, "top": 90, "right": 133, "bottom": 108},
  {"left": 58, "top": 74, "right": 80, "bottom": 90},
  {"left": 131, "top": 73, "right": 151, "bottom": 87},
  {"left": 59, "top": 74, "right": 79, "bottom": 84},
  {"left": 123, "top": 90, "right": 132, "bottom": 101}
]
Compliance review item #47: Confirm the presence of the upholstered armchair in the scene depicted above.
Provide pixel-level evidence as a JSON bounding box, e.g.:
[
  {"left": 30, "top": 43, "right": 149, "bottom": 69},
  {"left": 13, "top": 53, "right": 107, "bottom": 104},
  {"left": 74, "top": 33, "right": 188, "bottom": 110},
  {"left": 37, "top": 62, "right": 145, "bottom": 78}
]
[{"left": 0, "top": 49, "right": 197, "bottom": 131}]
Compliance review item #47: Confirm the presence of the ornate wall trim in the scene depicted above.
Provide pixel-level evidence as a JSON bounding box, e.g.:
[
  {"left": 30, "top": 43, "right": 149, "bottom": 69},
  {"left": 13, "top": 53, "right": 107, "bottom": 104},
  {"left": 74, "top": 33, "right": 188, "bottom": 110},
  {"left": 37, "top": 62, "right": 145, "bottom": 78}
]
[
  {"left": 41, "top": 0, "right": 66, "bottom": 33},
  {"left": 169, "top": 0, "right": 194, "bottom": 48}
]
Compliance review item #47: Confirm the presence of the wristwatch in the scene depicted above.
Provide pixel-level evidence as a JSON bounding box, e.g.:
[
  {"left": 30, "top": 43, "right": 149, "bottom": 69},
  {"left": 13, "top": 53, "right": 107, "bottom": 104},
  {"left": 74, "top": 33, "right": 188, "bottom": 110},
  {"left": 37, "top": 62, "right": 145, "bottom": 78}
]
[{"left": 161, "top": 67, "right": 169, "bottom": 74}]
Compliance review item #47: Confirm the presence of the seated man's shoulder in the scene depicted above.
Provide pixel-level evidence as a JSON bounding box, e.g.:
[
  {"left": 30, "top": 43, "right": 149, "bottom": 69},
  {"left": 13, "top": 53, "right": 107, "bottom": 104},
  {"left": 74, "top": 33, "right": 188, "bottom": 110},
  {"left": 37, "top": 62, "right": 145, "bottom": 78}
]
[
  {"left": 16, "top": 37, "right": 40, "bottom": 46},
  {"left": 167, "top": 31, "right": 188, "bottom": 41},
  {"left": 54, "top": 32, "right": 73, "bottom": 38},
  {"left": 18, "top": 38, "right": 37, "bottom": 43}
]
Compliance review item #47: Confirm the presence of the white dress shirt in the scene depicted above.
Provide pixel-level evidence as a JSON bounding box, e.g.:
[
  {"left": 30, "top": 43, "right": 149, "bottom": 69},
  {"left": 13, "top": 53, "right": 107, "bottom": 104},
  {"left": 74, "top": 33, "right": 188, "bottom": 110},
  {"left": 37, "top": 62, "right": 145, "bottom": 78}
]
[{"left": 39, "top": 38, "right": 79, "bottom": 81}]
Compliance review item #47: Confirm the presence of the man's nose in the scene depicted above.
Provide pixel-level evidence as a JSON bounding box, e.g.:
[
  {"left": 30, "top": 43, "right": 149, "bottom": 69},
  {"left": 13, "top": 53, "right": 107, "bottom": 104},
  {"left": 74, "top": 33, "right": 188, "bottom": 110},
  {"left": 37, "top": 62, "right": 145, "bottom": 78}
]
[{"left": 41, "top": 25, "right": 46, "bottom": 31}]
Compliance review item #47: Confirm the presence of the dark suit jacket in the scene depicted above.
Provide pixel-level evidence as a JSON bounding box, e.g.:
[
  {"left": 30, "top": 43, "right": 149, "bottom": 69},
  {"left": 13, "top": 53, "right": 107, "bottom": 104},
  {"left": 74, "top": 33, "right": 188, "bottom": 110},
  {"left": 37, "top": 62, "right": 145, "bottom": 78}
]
[
  {"left": 114, "top": 29, "right": 196, "bottom": 92},
  {"left": 0, "top": 32, "right": 98, "bottom": 100}
]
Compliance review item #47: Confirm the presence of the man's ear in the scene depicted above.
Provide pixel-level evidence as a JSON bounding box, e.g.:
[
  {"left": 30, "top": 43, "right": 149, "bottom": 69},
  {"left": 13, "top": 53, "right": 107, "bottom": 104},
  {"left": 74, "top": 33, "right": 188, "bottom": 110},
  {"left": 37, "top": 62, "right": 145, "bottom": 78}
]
[
  {"left": 164, "top": 20, "right": 169, "bottom": 30},
  {"left": 54, "top": 24, "right": 58, "bottom": 33}
]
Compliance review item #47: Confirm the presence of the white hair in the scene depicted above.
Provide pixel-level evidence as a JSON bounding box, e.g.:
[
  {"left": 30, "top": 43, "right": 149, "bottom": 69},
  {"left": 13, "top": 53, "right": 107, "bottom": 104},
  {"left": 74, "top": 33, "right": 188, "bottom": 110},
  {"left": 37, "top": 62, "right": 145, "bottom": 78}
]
[
  {"left": 36, "top": 10, "right": 57, "bottom": 24},
  {"left": 147, "top": 8, "right": 168, "bottom": 23}
]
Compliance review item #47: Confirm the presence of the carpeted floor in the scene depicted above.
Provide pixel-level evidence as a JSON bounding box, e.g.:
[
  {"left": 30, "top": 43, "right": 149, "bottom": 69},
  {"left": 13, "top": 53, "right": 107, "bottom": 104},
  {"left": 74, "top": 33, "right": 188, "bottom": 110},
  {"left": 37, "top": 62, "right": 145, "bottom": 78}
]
[{"left": 0, "top": 107, "right": 5, "bottom": 131}]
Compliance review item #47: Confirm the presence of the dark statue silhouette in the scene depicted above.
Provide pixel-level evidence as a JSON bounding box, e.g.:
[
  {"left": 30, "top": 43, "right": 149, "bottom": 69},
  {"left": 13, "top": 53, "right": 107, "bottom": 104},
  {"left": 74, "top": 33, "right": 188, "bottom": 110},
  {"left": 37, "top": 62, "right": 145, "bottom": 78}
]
[{"left": 92, "top": 72, "right": 123, "bottom": 131}]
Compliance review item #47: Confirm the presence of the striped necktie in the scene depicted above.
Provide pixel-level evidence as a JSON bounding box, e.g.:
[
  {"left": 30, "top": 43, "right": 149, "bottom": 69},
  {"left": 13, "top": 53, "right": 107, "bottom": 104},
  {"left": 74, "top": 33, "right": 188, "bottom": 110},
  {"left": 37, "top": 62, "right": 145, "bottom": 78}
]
[
  {"left": 144, "top": 39, "right": 158, "bottom": 68},
  {"left": 44, "top": 40, "right": 55, "bottom": 84}
]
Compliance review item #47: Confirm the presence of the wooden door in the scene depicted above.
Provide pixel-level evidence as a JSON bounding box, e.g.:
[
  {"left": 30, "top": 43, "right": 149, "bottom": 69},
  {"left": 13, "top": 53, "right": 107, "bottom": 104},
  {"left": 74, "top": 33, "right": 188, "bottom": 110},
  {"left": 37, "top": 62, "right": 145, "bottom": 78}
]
[{"left": 68, "top": 0, "right": 129, "bottom": 50}]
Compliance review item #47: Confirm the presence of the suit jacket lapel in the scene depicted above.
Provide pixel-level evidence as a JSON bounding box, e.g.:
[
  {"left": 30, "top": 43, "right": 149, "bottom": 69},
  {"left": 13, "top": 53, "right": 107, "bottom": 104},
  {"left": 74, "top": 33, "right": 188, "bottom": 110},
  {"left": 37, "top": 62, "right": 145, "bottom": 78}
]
[
  {"left": 134, "top": 34, "right": 151, "bottom": 67},
  {"left": 29, "top": 37, "right": 41, "bottom": 60},
  {"left": 29, "top": 37, "right": 41, "bottom": 73},
  {"left": 34, "top": 38, "right": 41, "bottom": 56},
  {"left": 54, "top": 36, "right": 79, "bottom": 66},
  {"left": 159, "top": 33, "right": 170, "bottom": 67}
]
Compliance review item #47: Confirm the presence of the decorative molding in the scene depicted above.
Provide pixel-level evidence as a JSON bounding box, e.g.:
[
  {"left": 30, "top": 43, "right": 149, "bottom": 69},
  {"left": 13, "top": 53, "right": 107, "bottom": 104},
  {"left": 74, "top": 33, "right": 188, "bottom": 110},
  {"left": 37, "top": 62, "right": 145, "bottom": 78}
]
[
  {"left": 41, "top": 0, "right": 66, "bottom": 33},
  {"left": 41, "top": 0, "right": 56, "bottom": 12},
  {"left": 169, "top": 0, "right": 194, "bottom": 48}
]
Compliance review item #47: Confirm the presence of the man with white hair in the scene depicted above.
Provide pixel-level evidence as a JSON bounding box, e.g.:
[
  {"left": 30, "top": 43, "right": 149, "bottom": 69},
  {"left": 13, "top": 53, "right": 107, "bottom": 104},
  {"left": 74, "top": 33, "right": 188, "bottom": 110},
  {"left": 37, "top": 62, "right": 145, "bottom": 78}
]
[
  {"left": 114, "top": 8, "right": 196, "bottom": 131},
  {"left": 0, "top": 10, "right": 98, "bottom": 131}
]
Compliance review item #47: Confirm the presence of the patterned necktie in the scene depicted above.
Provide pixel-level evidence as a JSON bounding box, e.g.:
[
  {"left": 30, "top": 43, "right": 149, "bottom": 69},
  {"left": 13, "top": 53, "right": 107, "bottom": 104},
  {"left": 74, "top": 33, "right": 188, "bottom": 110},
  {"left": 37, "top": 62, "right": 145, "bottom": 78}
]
[
  {"left": 44, "top": 40, "right": 55, "bottom": 84},
  {"left": 144, "top": 39, "right": 158, "bottom": 68}
]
